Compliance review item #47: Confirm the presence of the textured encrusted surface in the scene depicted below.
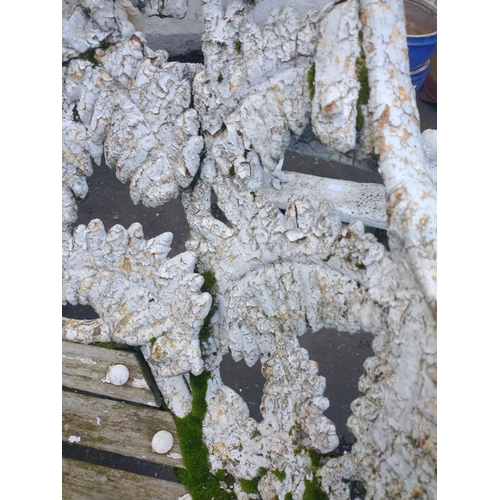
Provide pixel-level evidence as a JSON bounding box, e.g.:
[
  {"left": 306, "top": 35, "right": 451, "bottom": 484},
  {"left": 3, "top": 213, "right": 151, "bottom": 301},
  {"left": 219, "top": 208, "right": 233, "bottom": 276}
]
[
  {"left": 62, "top": 0, "right": 122, "bottom": 62},
  {"left": 62, "top": 35, "right": 204, "bottom": 213},
  {"left": 192, "top": 0, "right": 320, "bottom": 192},
  {"left": 62, "top": 0, "right": 437, "bottom": 498},
  {"left": 62, "top": 219, "right": 211, "bottom": 415},
  {"left": 311, "top": 0, "right": 361, "bottom": 153},
  {"left": 360, "top": 0, "right": 437, "bottom": 315},
  {"left": 184, "top": 173, "right": 435, "bottom": 498},
  {"left": 144, "top": 0, "right": 189, "bottom": 19},
  {"left": 183, "top": 177, "right": 384, "bottom": 495}
]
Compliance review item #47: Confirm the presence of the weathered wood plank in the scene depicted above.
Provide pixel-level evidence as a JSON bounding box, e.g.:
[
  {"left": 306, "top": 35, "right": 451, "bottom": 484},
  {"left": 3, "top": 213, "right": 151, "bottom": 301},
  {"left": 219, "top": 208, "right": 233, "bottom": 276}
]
[
  {"left": 62, "top": 391, "right": 184, "bottom": 469},
  {"left": 62, "top": 341, "right": 161, "bottom": 407},
  {"left": 62, "top": 458, "right": 188, "bottom": 500}
]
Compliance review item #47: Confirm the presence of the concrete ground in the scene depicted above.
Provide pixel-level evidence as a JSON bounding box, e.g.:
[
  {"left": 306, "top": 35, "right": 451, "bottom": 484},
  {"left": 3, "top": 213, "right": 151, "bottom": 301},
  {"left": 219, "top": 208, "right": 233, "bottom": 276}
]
[{"left": 62, "top": 44, "right": 437, "bottom": 480}]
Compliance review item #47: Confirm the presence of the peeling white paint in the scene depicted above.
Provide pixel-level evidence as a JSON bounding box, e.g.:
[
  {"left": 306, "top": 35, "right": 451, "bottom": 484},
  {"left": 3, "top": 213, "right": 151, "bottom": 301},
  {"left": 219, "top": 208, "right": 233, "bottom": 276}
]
[
  {"left": 62, "top": 1, "right": 436, "bottom": 498},
  {"left": 131, "top": 378, "right": 149, "bottom": 388}
]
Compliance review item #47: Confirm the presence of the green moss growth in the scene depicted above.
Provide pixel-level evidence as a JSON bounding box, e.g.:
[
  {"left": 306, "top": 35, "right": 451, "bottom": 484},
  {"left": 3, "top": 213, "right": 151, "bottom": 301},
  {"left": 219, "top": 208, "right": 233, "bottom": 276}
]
[
  {"left": 229, "top": 165, "right": 236, "bottom": 177},
  {"left": 273, "top": 470, "right": 286, "bottom": 481},
  {"left": 307, "top": 449, "right": 323, "bottom": 471},
  {"left": 240, "top": 478, "right": 259, "bottom": 494},
  {"left": 239, "top": 468, "right": 266, "bottom": 494},
  {"left": 199, "top": 309, "right": 215, "bottom": 342},
  {"left": 307, "top": 64, "right": 316, "bottom": 101},
  {"left": 174, "top": 371, "right": 237, "bottom": 500},
  {"left": 303, "top": 476, "right": 328, "bottom": 500},
  {"left": 77, "top": 47, "right": 99, "bottom": 66},
  {"left": 258, "top": 467, "right": 267, "bottom": 478},
  {"left": 216, "top": 469, "right": 236, "bottom": 488},
  {"left": 285, "top": 493, "right": 293, "bottom": 500},
  {"left": 234, "top": 40, "right": 242, "bottom": 53},
  {"left": 92, "top": 341, "right": 130, "bottom": 350},
  {"left": 217, "top": 73, "right": 224, "bottom": 83},
  {"left": 64, "top": 39, "right": 112, "bottom": 68},
  {"left": 355, "top": 45, "right": 370, "bottom": 133},
  {"left": 76, "top": 38, "right": 111, "bottom": 67},
  {"left": 352, "top": 481, "right": 367, "bottom": 496},
  {"left": 100, "top": 40, "right": 112, "bottom": 51},
  {"left": 251, "top": 428, "right": 261, "bottom": 438},
  {"left": 198, "top": 269, "right": 218, "bottom": 342},
  {"left": 356, "top": 52, "right": 369, "bottom": 105},
  {"left": 355, "top": 107, "right": 365, "bottom": 133},
  {"left": 202, "top": 270, "right": 217, "bottom": 291}
]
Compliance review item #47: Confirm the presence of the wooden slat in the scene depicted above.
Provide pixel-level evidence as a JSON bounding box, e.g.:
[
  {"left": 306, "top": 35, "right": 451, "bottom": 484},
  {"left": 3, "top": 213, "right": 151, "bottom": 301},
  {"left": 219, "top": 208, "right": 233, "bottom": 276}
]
[
  {"left": 62, "top": 341, "right": 161, "bottom": 407},
  {"left": 62, "top": 391, "right": 184, "bottom": 469},
  {"left": 62, "top": 458, "right": 188, "bottom": 500}
]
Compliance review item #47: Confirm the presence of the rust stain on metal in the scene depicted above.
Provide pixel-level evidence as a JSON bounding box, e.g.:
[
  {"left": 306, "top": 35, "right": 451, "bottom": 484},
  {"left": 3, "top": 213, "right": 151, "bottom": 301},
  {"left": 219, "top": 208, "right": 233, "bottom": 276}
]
[
  {"left": 121, "top": 256, "right": 132, "bottom": 272},
  {"left": 411, "top": 485, "right": 425, "bottom": 498},
  {"left": 342, "top": 228, "right": 356, "bottom": 240},
  {"left": 409, "top": 114, "right": 420, "bottom": 126},
  {"left": 323, "top": 101, "right": 339, "bottom": 115},
  {"left": 401, "top": 128, "right": 410, "bottom": 146},
  {"left": 386, "top": 186, "right": 408, "bottom": 222},
  {"left": 419, "top": 215, "right": 429, "bottom": 228},
  {"left": 365, "top": 41, "right": 375, "bottom": 53},
  {"left": 374, "top": 105, "right": 393, "bottom": 154},
  {"left": 213, "top": 441, "right": 228, "bottom": 458},
  {"left": 376, "top": 136, "right": 390, "bottom": 156},
  {"left": 68, "top": 67, "right": 84, "bottom": 81},
  {"left": 92, "top": 325, "right": 102, "bottom": 340},
  {"left": 421, "top": 435, "right": 434, "bottom": 454},
  {"left": 398, "top": 85, "right": 411, "bottom": 103},
  {"left": 376, "top": 105, "right": 391, "bottom": 129},
  {"left": 317, "top": 38, "right": 328, "bottom": 49},
  {"left": 390, "top": 26, "right": 404, "bottom": 45}
]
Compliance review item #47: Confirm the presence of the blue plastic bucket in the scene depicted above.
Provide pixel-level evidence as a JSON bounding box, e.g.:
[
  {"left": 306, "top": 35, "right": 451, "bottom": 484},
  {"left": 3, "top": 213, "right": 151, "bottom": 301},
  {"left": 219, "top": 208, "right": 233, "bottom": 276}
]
[
  {"left": 405, "top": 0, "right": 437, "bottom": 72},
  {"left": 410, "top": 59, "right": 431, "bottom": 92}
]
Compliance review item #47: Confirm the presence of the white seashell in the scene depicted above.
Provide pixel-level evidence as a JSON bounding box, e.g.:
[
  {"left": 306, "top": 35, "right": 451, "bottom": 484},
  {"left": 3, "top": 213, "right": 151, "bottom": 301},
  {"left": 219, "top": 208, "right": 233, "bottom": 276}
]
[
  {"left": 151, "top": 430, "right": 174, "bottom": 454},
  {"left": 107, "top": 364, "right": 130, "bottom": 386}
]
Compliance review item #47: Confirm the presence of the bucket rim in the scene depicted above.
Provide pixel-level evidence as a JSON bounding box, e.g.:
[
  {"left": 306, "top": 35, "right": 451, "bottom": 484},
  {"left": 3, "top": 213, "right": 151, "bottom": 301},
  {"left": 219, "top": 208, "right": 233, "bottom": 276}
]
[
  {"left": 407, "top": 31, "right": 437, "bottom": 39},
  {"left": 404, "top": 0, "right": 437, "bottom": 38}
]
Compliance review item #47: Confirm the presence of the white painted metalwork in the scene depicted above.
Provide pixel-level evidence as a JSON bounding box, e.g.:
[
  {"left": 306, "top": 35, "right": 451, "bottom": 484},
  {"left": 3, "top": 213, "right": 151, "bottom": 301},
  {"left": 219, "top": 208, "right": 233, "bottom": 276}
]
[{"left": 62, "top": 1, "right": 437, "bottom": 498}]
